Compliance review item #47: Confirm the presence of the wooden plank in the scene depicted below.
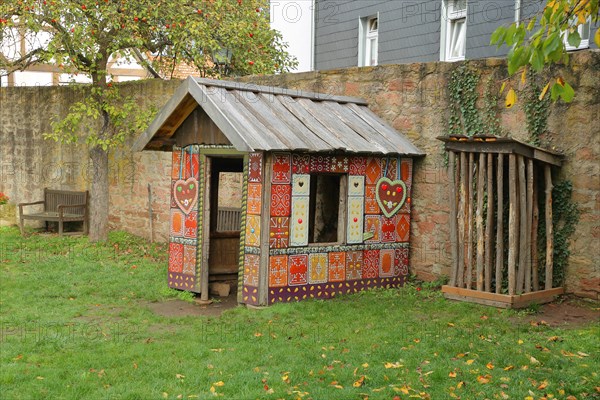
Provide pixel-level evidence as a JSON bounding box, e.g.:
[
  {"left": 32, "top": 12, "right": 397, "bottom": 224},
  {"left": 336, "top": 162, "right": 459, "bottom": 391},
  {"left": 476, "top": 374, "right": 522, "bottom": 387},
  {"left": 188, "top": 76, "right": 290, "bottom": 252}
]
[
  {"left": 258, "top": 155, "right": 273, "bottom": 306},
  {"left": 476, "top": 153, "right": 485, "bottom": 291},
  {"left": 545, "top": 165, "right": 554, "bottom": 290},
  {"left": 485, "top": 153, "right": 494, "bottom": 292},
  {"left": 525, "top": 159, "right": 534, "bottom": 293},
  {"left": 508, "top": 154, "right": 517, "bottom": 296},
  {"left": 511, "top": 287, "right": 564, "bottom": 308},
  {"left": 517, "top": 155, "right": 527, "bottom": 294},
  {"left": 443, "top": 293, "right": 512, "bottom": 308},
  {"left": 262, "top": 94, "right": 331, "bottom": 151},
  {"left": 448, "top": 151, "right": 459, "bottom": 287},
  {"left": 495, "top": 154, "right": 504, "bottom": 294},
  {"left": 532, "top": 175, "right": 540, "bottom": 292},
  {"left": 200, "top": 156, "right": 212, "bottom": 301},
  {"left": 442, "top": 285, "right": 564, "bottom": 308},
  {"left": 440, "top": 140, "right": 563, "bottom": 166},
  {"left": 457, "top": 152, "right": 467, "bottom": 288},
  {"left": 194, "top": 77, "right": 369, "bottom": 105},
  {"left": 466, "top": 152, "right": 474, "bottom": 290}
]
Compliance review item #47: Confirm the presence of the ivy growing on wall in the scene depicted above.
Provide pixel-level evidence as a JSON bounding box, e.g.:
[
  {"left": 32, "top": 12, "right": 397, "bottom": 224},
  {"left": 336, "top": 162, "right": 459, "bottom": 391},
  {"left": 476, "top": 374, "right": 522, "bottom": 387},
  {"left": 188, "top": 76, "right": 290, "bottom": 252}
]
[
  {"left": 523, "top": 83, "right": 551, "bottom": 146},
  {"left": 446, "top": 65, "right": 503, "bottom": 137}
]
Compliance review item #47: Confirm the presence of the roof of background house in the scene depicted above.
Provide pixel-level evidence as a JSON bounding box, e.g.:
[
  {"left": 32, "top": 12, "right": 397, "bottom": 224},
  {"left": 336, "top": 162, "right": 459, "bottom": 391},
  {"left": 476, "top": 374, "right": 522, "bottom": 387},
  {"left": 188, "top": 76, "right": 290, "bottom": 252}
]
[{"left": 132, "top": 76, "right": 425, "bottom": 156}]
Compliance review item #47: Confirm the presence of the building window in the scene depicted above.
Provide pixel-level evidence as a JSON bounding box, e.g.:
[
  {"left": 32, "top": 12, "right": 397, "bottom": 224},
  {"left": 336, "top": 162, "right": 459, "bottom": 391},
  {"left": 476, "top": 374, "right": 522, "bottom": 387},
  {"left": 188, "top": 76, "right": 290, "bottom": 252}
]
[
  {"left": 309, "top": 174, "right": 343, "bottom": 244},
  {"left": 441, "top": 0, "right": 467, "bottom": 61},
  {"left": 359, "top": 15, "right": 378, "bottom": 67},
  {"left": 564, "top": 19, "right": 590, "bottom": 51}
]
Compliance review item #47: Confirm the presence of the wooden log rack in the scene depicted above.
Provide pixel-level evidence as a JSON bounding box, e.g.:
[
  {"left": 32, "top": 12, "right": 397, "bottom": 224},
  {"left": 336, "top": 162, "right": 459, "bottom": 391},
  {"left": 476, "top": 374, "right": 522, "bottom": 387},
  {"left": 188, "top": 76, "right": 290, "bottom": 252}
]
[{"left": 438, "top": 135, "right": 564, "bottom": 309}]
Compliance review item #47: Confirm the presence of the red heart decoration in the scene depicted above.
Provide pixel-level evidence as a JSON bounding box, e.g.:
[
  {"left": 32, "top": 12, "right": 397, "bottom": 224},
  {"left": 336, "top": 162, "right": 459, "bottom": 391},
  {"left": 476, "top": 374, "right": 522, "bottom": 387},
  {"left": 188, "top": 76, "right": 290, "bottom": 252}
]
[{"left": 173, "top": 178, "right": 199, "bottom": 214}]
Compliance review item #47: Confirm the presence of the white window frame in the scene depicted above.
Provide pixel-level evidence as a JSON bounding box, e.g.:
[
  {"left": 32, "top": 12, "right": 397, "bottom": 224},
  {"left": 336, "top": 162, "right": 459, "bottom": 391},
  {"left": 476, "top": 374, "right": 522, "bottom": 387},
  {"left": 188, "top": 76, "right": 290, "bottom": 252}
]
[
  {"left": 564, "top": 18, "right": 591, "bottom": 51},
  {"left": 440, "top": 0, "right": 467, "bottom": 62},
  {"left": 358, "top": 14, "right": 379, "bottom": 67}
]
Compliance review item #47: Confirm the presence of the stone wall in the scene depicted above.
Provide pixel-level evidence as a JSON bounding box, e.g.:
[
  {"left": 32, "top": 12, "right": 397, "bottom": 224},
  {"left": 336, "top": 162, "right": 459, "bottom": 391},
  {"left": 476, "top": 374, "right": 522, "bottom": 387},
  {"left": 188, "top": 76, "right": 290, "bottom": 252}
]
[{"left": 1, "top": 51, "right": 598, "bottom": 298}]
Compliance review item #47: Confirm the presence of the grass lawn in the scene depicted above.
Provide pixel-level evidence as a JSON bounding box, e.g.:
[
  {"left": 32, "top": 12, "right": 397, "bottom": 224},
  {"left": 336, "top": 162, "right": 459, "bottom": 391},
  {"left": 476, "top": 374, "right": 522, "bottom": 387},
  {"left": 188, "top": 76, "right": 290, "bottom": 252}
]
[{"left": 0, "top": 227, "right": 598, "bottom": 399}]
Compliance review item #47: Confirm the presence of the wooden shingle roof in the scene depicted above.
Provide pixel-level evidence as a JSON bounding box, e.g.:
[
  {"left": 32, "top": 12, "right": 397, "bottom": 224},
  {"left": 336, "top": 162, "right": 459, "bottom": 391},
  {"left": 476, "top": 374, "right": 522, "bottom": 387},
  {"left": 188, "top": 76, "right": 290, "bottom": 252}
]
[{"left": 132, "top": 77, "right": 424, "bottom": 156}]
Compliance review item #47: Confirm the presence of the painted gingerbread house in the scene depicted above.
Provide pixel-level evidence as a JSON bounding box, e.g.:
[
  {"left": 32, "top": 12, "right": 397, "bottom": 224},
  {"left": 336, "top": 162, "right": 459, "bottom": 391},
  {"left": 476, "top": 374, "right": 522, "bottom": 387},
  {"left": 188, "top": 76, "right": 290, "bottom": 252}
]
[{"left": 133, "top": 77, "right": 424, "bottom": 306}]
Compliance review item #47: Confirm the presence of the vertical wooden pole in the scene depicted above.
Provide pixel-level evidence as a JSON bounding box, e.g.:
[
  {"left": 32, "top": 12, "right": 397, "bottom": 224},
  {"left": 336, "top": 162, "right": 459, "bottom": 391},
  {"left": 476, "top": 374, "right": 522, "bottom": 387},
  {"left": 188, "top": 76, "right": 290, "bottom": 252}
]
[
  {"left": 485, "top": 153, "right": 494, "bottom": 292},
  {"left": 449, "top": 151, "right": 459, "bottom": 287},
  {"left": 531, "top": 174, "right": 540, "bottom": 292},
  {"left": 466, "top": 152, "right": 474, "bottom": 290},
  {"left": 517, "top": 156, "right": 527, "bottom": 294},
  {"left": 457, "top": 152, "right": 467, "bottom": 288},
  {"left": 545, "top": 165, "right": 554, "bottom": 290},
  {"left": 507, "top": 154, "right": 517, "bottom": 296},
  {"left": 476, "top": 153, "right": 485, "bottom": 291},
  {"left": 258, "top": 154, "right": 273, "bottom": 306},
  {"left": 200, "top": 156, "right": 212, "bottom": 302},
  {"left": 524, "top": 159, "right": 534, "bottom": 293},
  {"left": 495, "top": 154, "right": 504, "bottom": 294}
]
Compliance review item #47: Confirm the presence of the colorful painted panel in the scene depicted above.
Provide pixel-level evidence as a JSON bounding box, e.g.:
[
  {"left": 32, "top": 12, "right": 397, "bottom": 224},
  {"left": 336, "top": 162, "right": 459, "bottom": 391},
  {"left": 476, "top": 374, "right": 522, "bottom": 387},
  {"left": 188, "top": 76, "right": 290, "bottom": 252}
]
[
  {"left": 272, "top": 152, "right": 292, "bottom": 184},
  {"left": 289, "top": 254, "right": 308, "bottom": 286},
  {"left": 381, "top": 217, "right": 396, "bottom": 243},
  {"left": 247, "top": 183, "right": 262, "bottom": 215},
  {"left": 310, "top": 155, "right": 331, "bottom": 173},
  {"left": 363, "top": 249, "right": 380, "bottom": 279},
  {"left": 364, "top": 185, "right": 380, "bottom": 215},
  {"left": 308, "top": 253, "right": 328, "bottom": 284},
  {"left": 168, "top": 147, "right": 201, "bottom": 292},
  {"left": 348, "top": 175, "right": 365, "bottom": 197},
  {"left": 245, "top": 215, "right": 261, "bottom": 247},
  {"left": 346, "top": 196, "right": 364, "bottom": 244},
  {"left": 349, "top": 156, "right": 367, "bottom": 176},
  {"left": 346, "top": 251, "right": 363, "bottom": 280},
  {"left": 328, "top": 252, "right": 346, "bottom": 282},
  {"left": 365, "top": 157, "right": 382, "bottom": 185},
  {"left": 269, "top": 217, "right": 290, "bottom": 249},
  {"left": 269, "top": 255, "right": 288, "bottom": 287},
  {"left": 364, "top": 215, "right": 381, "bottom": 243},
  {"left": 394, "top": 247, "right": 409, "bottom": 277},
  {"left": 243, "top": 254, "right": 260, "bottom": 287},
  {"left": 290, "top": 196, "right": 309, "bottom": 246},
  {"left": 330, "top": 156, "right": 349, "bottom": 173},
  {"left": 270, "top": 184, "right": 292, "bottom": 217},
  {"left": 396, "top": 214, "right": 411, "bottom": 242},
  {"left": 248, "top": 153, "right": 263, "bottom": 183},
  {"left": 292, "top": 154, "right": 310, "bottom": 174},
  {"left": 379, "top": 249, "right": 395, "bottom": 278},
  {"left": 292, "top": 174, "right": 310, "bottom": 196}
]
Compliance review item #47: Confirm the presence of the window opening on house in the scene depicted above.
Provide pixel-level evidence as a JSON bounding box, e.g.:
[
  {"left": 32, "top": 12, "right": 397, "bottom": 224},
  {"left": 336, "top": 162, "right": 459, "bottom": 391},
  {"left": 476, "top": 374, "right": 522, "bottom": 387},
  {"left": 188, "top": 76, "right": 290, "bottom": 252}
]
[
  {"left": 443, "top": 0, "right": 467, "bottom": 61},
  {"left": 564, "top": 19, "right": 590, "bottom": 51},
  {"left": 308, "top": 174, "right": 342, "bottom": 244},
  {"left": 216, "top": 172, "right": 243, "bottom": 232},
  {"left": 359, "top": 16, "right": 378, "bottom": 67}
]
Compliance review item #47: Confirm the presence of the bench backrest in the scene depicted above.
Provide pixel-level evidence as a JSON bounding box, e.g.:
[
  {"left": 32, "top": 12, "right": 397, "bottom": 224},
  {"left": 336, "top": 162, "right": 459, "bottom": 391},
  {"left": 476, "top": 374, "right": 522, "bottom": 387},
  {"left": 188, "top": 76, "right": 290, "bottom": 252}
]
[{"left": 44, "top": 189, "right": 88, "bottom": 215}]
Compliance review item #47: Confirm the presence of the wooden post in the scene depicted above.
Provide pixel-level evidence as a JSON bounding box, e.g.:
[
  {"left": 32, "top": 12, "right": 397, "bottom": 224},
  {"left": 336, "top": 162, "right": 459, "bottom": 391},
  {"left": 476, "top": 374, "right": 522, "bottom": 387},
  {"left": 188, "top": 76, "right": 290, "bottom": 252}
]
[
  {"left": 545, "top": 165, "right": 554, "bottom": 290},
  {"left": 466, "top": 152, "right": 474, "bottom": 290},
  {"left": 495, "top": 154, "right": 504, "bottom": 294},
  {"left": 532, "top": 175, "right": 539, "bottom": 292},
  {"left": 200, "top": 156, "right": 212, "bottom": 302},
  {"left": 517, "top": 155, "right": 527, "bottom": 294},
  {"left": 507, "top": 154, "right": 517, "bottom": 296},
  {"left": 525, "top": 159, "right": 534, "bottom": 293},
  {"left": 476, "top": 153, "right": 485, "bottom": 291},
  {"left": 147, "top": 184, "right": 154, "bottom": 243},
  {"left": 457, "top": 152, "right": 467, "bottom": 288},
  {"left": 449, "top": 151, "right": 459, "bottom": 287},
  {"left": 485, "top": 153, "right": 494, "bottom": 292}
]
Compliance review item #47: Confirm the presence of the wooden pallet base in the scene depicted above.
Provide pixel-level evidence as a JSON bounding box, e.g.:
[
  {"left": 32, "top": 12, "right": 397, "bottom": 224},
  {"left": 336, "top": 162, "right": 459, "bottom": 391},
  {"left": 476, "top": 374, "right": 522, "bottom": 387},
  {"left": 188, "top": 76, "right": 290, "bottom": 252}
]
[{"left": 442, "top": 285, "right": 564, "bottom": 309}]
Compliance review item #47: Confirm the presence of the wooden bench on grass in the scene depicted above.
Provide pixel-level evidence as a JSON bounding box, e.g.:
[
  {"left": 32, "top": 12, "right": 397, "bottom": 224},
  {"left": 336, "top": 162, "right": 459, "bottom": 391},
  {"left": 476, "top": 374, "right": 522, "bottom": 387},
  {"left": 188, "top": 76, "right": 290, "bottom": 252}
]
[{"left": 19, "top": 189, "right": 89, "bottom": 236}]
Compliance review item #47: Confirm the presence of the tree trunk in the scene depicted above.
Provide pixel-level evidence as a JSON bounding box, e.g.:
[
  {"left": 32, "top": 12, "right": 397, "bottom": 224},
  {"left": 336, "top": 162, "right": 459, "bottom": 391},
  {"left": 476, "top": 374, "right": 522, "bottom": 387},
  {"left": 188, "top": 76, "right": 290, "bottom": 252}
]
[{"left": 89, "top": 145, "right": 109, "bottom": 242}]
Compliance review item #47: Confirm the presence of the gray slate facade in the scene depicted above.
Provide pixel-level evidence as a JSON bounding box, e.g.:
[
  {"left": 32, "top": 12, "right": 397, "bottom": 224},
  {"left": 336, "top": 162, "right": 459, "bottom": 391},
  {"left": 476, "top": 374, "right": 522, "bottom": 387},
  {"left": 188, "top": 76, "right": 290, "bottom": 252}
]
[{"left": 314, "top": 0, "right": 598, "bottom": 70}]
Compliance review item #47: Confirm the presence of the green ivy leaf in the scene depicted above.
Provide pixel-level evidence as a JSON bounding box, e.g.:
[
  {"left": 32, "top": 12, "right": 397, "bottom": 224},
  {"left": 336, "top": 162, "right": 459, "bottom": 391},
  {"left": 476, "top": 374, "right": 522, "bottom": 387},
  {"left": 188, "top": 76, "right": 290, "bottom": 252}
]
[{"left": 567, "top": 30, "right": 581, "bottom": 48}]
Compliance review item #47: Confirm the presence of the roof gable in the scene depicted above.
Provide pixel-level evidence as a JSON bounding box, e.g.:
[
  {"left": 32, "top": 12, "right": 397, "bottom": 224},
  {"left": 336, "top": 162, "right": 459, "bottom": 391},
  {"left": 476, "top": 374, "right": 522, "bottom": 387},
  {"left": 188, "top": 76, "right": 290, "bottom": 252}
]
[{"left": 133, "top": 77, "right": 424, "bottom": 156}]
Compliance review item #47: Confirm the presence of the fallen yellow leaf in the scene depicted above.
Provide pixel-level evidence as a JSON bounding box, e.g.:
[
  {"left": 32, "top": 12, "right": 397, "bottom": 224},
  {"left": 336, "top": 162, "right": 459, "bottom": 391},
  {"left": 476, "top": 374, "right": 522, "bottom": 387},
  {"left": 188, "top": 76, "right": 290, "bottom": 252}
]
[
  {"left": 506, "top": 88, "right": 516, "bottom": 108},
  {"left": 503, "top": 365, "right": 514, "bottom": 371},
  {"left": 449, "top": 371, "right": 457, "bottom": 378},
  {"left": 213, "top": 381, "right": 224, "bottom": 387},
  {"left": 176, "top": 374, "right": 185, "bottom": 379},
  {"left": 539, "top": 82, "right": 551, "bottom": 101},
  {"left": 466, "top": 359, "right": 475, "bottom": 365},
  {"left": 254, "top": 332, "right": 263, "bottom": 337},
  {"left": 281, "top": 374, "right": 290, "bottom": 384},
  {"left": 362, "top": 363, "right": 369, "bottom": 368},
  {"left": 538, "top": 380, "right": 548, "bottom": 390},
  {"left": 477, "top": 375, "right": 491, "bottom": 384},
  {"left": 457, "top": 381, "right": 464, "bottom": 389},
  {"left": 486, "top": 362, "right": 494, "bottom": 370},
  {"left": 384, "top": 362, "right": 403, "bottom": 369},
  {"left": 353, "top": 375, "right": 365, "bottom": 387}
]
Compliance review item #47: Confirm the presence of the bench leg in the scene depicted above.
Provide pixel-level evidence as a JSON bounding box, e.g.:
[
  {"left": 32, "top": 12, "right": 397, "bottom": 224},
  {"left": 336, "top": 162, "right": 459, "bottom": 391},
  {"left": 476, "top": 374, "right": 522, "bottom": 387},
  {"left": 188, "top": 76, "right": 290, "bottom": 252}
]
[
  {"left": 83, "top": 218, "right": 89, "bottom": 235},
  {"left": 58, "top": 220, "right": 64, "bottom": 236},
  {"left": 19, "top": 217, "right": 24, "bottom": 236}
]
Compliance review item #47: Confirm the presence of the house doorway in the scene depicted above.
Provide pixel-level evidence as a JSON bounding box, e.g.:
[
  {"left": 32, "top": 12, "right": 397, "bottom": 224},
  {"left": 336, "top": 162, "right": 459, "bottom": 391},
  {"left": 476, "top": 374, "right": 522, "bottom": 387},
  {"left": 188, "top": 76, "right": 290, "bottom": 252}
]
[{"left": 207, "top": 157, "right": 244, "bottom": 298}]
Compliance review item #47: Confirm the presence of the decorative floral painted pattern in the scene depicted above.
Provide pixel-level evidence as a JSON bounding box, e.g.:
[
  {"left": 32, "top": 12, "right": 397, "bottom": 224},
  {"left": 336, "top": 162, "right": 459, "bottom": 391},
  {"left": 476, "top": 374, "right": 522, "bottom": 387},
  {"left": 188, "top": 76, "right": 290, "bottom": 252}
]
[
  {"left": 328, "top": 252, "right": 346, "bottom": 282},
  {"left": 310, "top": 155, "right": 331, "bottom": 173},
  {"left": 183, "top": 245, "right": 196, "bottom": 274},
  {"left": 349, "top": 156, "right": 367, "bottom": 176},
  {"left": 362, "top": 249, "right": 380, "bottom": 279},
  {"left": 364, "top": 215, "right": 381, "bottom": 243},
  {"left": 365, "top": 157, "right": 382, "bottom": 185},
  {"left": 394, "top": 247, "right": 409, "bottom": 277},
  {"left": 245, "top": 215, "right": 261, "bottom": 247},
  {"left": 330, "top": 156, "right": 349, "bottom": 173},
  {"left": 379, "top": 249, "right": 395, "bottom": 277},
  {"left": 309, "top": 253, "right": 328, "bottom": 284},
  {"left": 289, "top": 254, "right": 308, "bottom": 286},
  {"left": 381, "top": 217, "right": 396, "bottom": 243},
  {"left": 269, "top": 217, "right": 289, "bottom": 249},
  {"left": 270, "top": 184, "right": 292, "bottom": 217},
  {"left": 290, "top": 196, "right": 309, "bottom": 246},
  {"left": 244, "top": 254, "right": 260, "bottom": 287},
  {"left": 292, "top": 154, "right": 310, "bottom": 174},
  {"left": 247, "top": 183, "right": 262, "bottom": 215},
  {"left": 346, "top": 251, "right": 363, "bottom": 280},
  {"left": 269, "top": 255, "right": 288, "bottom": 287},
  {"left": 272, "top": 152, "right": 292, "bottom": 184},
  {"left": 396, "top": 214, "right": 411, "bottom": 242},
  {"left": 364, "top": 185, "right": 380, "bottom": 215},
  {"left": 168, "top": 243, "right": 184, "bottom": 273},
  {"left": 248, "top": 152, "right": 263, "bottom": 183},
  {"left": 184, "top": 211, "right": 198, "bottom": 239}
]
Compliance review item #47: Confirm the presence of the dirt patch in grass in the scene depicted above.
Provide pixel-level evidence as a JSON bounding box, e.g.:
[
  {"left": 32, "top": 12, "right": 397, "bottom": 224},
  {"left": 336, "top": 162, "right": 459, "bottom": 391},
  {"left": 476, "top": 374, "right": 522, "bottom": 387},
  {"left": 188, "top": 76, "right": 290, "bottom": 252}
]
[
  {"left": 147, "top": 294, "right": 239, "bottom": 317},
  {"left": 514, "top": 296, "right": 599, "bottom": 328}
]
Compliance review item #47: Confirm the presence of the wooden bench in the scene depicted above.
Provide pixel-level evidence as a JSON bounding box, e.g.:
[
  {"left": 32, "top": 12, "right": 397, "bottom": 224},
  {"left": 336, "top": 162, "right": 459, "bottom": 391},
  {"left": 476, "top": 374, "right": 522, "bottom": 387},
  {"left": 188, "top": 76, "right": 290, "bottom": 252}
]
[{"left": 19, "top": 189, "right": 89, "bottom": 236}]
